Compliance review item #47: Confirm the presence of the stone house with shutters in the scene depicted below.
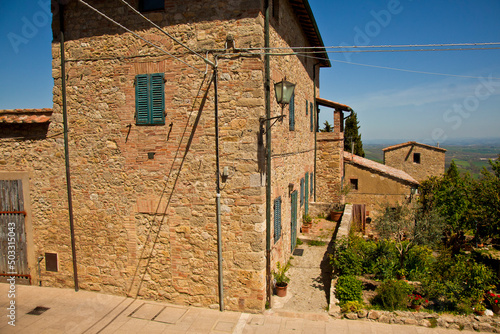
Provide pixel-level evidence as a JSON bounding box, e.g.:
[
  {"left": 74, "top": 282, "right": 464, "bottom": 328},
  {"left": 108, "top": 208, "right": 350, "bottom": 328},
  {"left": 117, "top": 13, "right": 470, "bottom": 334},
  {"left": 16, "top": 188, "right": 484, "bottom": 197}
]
[{"left": 0, "top": 0, "right": 337, "bottom": 312}]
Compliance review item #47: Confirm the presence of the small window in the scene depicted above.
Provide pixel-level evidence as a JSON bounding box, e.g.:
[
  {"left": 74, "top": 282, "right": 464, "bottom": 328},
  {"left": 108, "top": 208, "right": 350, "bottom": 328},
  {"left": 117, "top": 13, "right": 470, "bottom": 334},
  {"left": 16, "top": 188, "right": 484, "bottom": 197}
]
[
  {"left": 413, "top": 153, "right": 421, "bottom": 164},
  {"left": 135, "top": 73, "right": 165, "bottom": 125},
  {"left": 45, "top": 253, "right": 58, "bottom": 272},
  {"left": 274, "top": 197, "right": 282, "bottom": 243},
  {"left": 288, "top": 92, "right": 295, "bottom": 131},
  {"left": 139, "top": 0, "right": 164, "bottom": 12},
  {"left": 350, "top": 179, "right": 359, "bottom": 190}
]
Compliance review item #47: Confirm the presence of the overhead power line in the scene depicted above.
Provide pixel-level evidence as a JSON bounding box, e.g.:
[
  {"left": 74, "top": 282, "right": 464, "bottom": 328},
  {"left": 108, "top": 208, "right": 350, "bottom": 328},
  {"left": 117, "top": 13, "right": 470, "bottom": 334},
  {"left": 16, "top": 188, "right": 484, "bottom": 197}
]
[
  {"left": 77, "top": 0, "right": 204, "bottom": 73},
  {"left": 117, "top": 0, "right": 214, "bottom": 67},
  {"left": 246, "top": 42, "right": 500, "bottom": 51}
]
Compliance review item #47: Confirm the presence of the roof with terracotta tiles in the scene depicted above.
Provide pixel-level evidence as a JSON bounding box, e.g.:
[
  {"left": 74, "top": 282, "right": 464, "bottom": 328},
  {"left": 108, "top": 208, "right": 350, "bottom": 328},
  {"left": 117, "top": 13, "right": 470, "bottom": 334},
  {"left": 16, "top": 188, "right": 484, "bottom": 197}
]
[
  {"left": 316, "top": 97, "right": 352, "bottom": 111},
  {"left": 382, "top": 141, "right": 446, "bottom": 153},
  {"left": 344, "top": 151, "right": 419, "bottom": 185},
  {"left": 0, "top": 109, "right": 52, "bottom": 124}
]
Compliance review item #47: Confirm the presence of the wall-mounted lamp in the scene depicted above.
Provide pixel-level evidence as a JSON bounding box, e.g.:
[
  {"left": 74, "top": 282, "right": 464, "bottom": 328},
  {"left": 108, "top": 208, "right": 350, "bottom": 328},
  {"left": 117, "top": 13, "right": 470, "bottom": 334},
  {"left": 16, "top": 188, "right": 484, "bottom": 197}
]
[{"left": 274, "top": 78, "right": 296, "bottom": 107}]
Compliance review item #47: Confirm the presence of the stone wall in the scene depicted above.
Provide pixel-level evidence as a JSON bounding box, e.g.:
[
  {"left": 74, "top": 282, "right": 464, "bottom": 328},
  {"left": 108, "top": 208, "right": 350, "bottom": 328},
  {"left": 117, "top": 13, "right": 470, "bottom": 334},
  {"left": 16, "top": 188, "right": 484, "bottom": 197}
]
[
  {"left": 0, "top": 0, "right": 326, "bottom": 313},
  {"left": 316, "top": 131, "right": 344, "bottom": 204},
  {"left": 384, "top": 143, "right": 446, "bottom": 182}
]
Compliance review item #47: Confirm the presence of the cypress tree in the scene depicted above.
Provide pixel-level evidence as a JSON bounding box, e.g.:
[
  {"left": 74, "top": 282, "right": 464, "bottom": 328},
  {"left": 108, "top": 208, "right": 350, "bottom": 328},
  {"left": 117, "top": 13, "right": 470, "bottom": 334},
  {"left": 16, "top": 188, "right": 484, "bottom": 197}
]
[{"left": 344, "top": 111, "right": 364, "bottom": 157}]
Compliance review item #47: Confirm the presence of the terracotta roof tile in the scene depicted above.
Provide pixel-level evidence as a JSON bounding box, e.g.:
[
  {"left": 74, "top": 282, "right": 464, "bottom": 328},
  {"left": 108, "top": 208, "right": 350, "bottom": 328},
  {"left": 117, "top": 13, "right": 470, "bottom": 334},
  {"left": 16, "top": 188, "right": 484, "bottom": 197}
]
[
  {"left": 344, "top": 151, "right": 419, "bottom": 185},
  {"left": 382, "top": 141, "right": 446, "bottom": 152},
  {"left": 0, "top": 109, "right": 52, "bottom": 124}
]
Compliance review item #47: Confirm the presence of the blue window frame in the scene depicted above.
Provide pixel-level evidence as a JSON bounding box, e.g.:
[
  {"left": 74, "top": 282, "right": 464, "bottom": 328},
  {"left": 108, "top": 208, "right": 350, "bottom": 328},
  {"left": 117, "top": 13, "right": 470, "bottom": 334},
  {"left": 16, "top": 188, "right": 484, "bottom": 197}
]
[
  {"left": 135, "top": 73, "right": 165, "bottom": 125},
  {"left": 289, "top": 92, "right": 295, "bottom": 131},
  {"left": 274, "top": 197, "right": 282, "bottom": 243}
]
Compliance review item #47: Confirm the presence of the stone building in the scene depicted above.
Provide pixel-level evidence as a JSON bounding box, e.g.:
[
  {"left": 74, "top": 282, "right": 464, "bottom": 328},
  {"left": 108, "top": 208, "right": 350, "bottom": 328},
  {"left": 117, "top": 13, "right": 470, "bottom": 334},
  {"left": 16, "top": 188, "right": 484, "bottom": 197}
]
[
  {"left": 0, "top": 0, "right": 334, "bottom": 312},
  {"left": 343, "top": 152, "right": 419, "bottom": 222},
  {"left": 383, "top": 141, "right": 447, "bottom": 182}
]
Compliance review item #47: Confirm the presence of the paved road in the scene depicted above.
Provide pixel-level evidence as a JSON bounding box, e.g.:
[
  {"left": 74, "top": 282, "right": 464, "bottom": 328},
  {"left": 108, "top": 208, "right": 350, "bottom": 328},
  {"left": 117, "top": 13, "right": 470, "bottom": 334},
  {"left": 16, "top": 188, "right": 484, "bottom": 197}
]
[{"left": 0, "top": 282, "right": 478, "bottom": 333}]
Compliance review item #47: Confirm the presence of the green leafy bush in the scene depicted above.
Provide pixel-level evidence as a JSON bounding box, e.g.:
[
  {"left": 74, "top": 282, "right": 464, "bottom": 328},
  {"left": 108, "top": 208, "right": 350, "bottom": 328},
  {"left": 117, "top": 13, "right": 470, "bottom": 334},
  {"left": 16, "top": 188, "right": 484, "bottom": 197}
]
[
  {"left": 372, "top": 279, "right": 413, "bottom": 311},
  {"left": 341, "top": 300, "right": 365, "bottom": 313},
  {"left": 404, "top": 244, "right": 434, "bottom": 281},
  {"left": 336, "top": 275, "right": 363, "bottom": 306},
  {"left": 421, "top": 251, "right": 495, "bottom": 311},
  {"left": 332, "top": 237, "right": 363, "bottom": 276}
]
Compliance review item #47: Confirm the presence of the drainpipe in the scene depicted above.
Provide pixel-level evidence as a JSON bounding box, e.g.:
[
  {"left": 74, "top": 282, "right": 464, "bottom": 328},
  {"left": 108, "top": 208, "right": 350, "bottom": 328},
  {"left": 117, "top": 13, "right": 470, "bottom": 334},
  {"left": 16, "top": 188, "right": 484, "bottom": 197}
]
[
  {"left": 59, "top": 3, "right": 79, "bottom": 292},
  {"left": 264, "top": 0, "right": 272, "bottom": 309},
  {"left": 313, "top": 63, "right": 320, "bottom": 202},
  {"left": 213, "top": 58, "right": 224, "bottom": 311}
]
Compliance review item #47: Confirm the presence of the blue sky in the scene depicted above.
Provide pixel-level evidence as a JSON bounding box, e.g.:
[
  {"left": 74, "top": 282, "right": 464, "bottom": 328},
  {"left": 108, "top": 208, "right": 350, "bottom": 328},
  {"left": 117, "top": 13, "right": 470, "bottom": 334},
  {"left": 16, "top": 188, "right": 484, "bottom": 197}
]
[
  {"left": 1, "top": 0, "right": 499, "bottom": 144},
  {"left": 309, "top": 0, "right": 500, "bottom": 143}
]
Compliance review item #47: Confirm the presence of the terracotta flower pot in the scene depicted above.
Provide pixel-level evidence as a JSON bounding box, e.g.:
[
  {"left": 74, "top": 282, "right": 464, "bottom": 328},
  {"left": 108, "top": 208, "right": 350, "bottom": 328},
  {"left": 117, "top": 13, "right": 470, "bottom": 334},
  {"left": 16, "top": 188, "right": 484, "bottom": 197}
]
[
  {"left": 276, "top": 284, "right": 287, "bottom": 297},
  {"left": 330, "top": 211, "right": 343, "bottom": 222},
  {"left": 492, "top": 304, "right": 500, "bottom": 315},
  {"left": 410, "top": 304, "right": 421, "bottom": 311},
  {"left": 474, "top": 310, "right": 485, "bottom": 316}
]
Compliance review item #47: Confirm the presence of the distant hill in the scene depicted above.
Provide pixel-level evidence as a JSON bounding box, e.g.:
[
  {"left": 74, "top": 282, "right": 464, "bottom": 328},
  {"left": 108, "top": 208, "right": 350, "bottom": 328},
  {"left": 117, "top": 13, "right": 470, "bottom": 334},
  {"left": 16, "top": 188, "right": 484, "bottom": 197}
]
[{"left": 363, "top": 138, "right": 500, "bottom": 179}]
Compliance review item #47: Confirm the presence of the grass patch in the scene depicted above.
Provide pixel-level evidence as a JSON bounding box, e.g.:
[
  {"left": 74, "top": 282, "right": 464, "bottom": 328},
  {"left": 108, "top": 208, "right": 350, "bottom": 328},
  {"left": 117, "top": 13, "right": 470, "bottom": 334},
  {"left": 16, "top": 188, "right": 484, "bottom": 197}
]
[
  {"left": 296, "top": 238, "right": 303, "bottom": 246},
  {"left": 308, "top": 240, "right": 326, "bottom": 246}
]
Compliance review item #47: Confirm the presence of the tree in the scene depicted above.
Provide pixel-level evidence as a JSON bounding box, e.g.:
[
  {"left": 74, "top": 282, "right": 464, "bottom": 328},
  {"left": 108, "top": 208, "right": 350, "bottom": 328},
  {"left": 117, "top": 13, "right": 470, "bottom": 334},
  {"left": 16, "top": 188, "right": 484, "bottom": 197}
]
[
  {"left": 344, "top": 111, "right": 364, "bottom": 157},
  {"left": 470, "top": 155, "right": 500, "bottom": 240},
  {"left": 320, "top": 120, "right": 333, "bottom": 132},
  {"left": 375, "top": 202, "right": 444, "bottom": 271}
]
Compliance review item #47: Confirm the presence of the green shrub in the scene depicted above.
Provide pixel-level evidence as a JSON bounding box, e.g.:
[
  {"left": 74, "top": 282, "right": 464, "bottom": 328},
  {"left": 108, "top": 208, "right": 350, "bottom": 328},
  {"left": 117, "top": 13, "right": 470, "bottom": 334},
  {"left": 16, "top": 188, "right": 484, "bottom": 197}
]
[
  {"left": 336, "top": 275, "right": 363, "bottom": 306},
  {"left": 421, "top": 251, "right": 495, "bottom": 311},
  {"left": 372, "top": 279, "right": 413, "bottom": 311},
  {"left": 341, "top": 300, "right": 365, "bottom": 313},
  {"left": 404, "top": 245, "right": 434, "bottom": 281},
  {"left": 332, "top": 237, "right": 363, "bottom": 276}
]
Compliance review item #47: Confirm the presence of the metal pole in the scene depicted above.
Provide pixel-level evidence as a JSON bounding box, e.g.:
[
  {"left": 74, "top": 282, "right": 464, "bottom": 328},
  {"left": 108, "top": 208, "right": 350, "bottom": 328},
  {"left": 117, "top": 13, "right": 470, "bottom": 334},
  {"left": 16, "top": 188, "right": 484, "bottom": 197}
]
[
  {"left": 59, "top": 3, "right": 79, "bottom": 292},
  {"left": 264, "top": 0, "right": 272, "bottom": 308},
  {"left": 214, "top": 61, "right": 224, "bottom": 311}
]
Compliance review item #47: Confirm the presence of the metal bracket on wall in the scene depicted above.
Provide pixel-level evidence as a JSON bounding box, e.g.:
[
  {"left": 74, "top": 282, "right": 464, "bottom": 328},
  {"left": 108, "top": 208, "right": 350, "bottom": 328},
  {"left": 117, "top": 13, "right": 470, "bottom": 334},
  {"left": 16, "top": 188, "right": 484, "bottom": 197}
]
[{"left": 259, "top": 115, "right": 286, "bottom": 135}]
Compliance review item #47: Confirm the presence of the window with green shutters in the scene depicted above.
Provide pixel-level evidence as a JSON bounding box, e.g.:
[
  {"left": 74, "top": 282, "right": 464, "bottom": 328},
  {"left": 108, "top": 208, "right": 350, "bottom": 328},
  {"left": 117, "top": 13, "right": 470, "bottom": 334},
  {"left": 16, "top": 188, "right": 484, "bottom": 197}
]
[
  {"left": 274, "top": 197, "right": 282, "bottom": 243},
  {"left": 135, "top": 73, "right": 165, "bottom": 125},
  {"left": 310, "top": 101, "right": 314, "bottom": 132},
  {"left": 289, "top": 92, "right": 295, "bottom": 131}
]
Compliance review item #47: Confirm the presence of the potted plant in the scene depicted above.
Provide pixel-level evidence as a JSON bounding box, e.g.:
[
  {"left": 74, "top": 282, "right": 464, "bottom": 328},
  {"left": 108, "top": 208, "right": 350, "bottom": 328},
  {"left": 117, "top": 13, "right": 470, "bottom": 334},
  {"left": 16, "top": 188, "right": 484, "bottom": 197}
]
[
  {"left": 330, "top": 203, "right": 344, "bottom": 222},
  {"left": 273, "top": 261, "right": 291, "bottom": 297},
  {"left": 474, "top": 303, "right": 486, "bottom": 316},
  {"left": 408, "top": 293, "right": 428, "bottom": 311},
  {"left": 486, "top": 291, "right": 500, "bottom": 314},
  {"left": 302, "top": 214, "right": 312, "bottom": 233}
]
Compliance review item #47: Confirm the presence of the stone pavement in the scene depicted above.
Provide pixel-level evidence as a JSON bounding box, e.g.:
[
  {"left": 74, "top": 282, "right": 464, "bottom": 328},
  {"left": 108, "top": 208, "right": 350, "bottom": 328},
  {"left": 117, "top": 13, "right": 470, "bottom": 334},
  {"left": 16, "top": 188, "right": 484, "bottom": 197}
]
[{"left": 0, "top": 284, "right": 478, "bottom": 334}]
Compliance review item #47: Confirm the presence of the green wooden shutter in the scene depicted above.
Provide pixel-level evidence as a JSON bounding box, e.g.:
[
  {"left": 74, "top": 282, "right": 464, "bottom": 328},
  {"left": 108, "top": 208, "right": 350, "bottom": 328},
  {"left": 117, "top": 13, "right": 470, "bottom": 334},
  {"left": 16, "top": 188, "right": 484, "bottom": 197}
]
[
  {"left": 305, "top": 173, "right": 309, "bottom": 215},
  {"left": 150, "top": 73, "right": 165, "bottom": 125},
  {"left": 300, "top": 177, "right": 304, "bottom": 206},
  {"left": 274, "top": 197, "right": 282, "bottom": 243},
  {"left": 310, "top": 101, "right": 314, "bottom": 132},
  {"left": 310, "top": 172, "right": 314, "bottom": 196},
  {"left": 135, "top": 74, "right": 149, "bottom": 125},
  {"left": 291, "top": 191, "right": 298, "bottom": 252},
  {"left": 289, "top": 92, "right": 295, "bottom": 131},
  {"left": 135, "top": 73, "right": 165, "bottom": 125}
]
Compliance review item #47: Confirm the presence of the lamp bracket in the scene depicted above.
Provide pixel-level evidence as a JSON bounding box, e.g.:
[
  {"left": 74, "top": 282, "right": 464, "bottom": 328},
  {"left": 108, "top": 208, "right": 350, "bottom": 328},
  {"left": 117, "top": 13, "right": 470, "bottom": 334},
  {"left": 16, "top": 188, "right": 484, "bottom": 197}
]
[{"left": 259, "top": 115, "right": 286, "bottom": 134}]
